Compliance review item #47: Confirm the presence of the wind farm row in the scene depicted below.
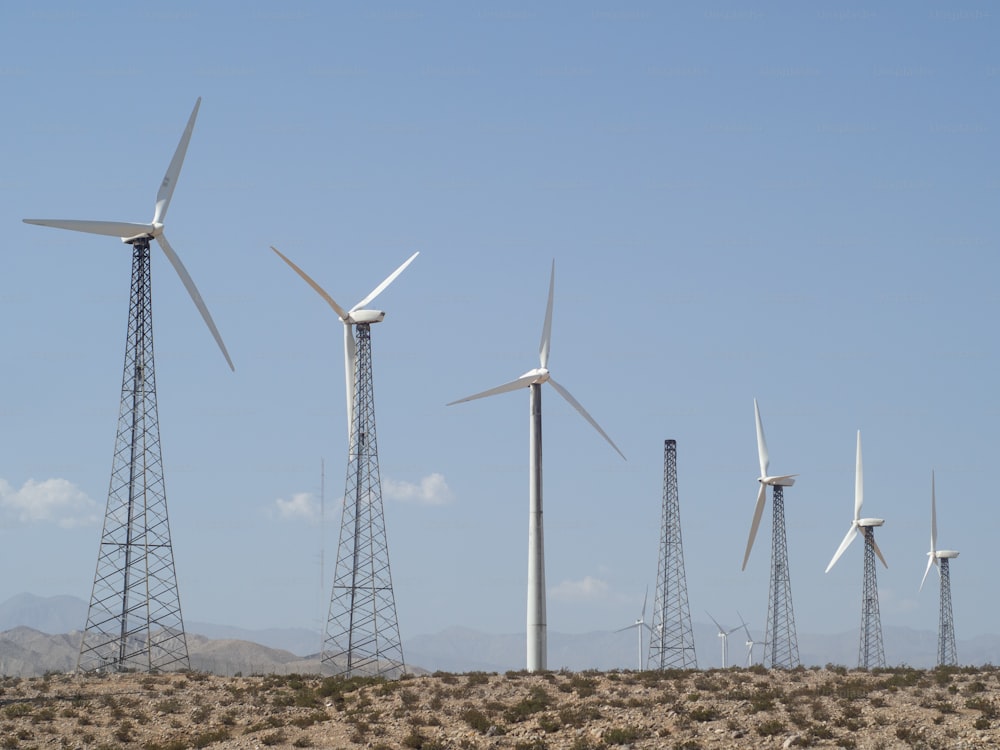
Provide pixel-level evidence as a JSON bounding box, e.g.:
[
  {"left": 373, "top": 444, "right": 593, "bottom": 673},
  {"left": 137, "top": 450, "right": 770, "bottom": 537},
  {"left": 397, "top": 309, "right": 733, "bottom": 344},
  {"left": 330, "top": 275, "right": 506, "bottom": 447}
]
[{"left": 18, "top": 98, "right": 961, "bottom": 676}]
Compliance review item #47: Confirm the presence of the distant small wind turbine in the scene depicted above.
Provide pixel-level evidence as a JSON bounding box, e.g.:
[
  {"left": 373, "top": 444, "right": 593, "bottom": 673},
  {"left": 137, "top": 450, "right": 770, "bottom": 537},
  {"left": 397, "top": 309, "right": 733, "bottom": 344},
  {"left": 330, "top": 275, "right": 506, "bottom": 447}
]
[
  {"left": 448, "top": 260, "right": 625, "bottom": 672},
  {"left": 616, "top": 587, "right": 651, "bottom": 671},
  {"left": 707, "top": 612, "right": 740, "bottom": 669},
  {"left": 737, "top": 612, "right": 758, "bottom": 667}
]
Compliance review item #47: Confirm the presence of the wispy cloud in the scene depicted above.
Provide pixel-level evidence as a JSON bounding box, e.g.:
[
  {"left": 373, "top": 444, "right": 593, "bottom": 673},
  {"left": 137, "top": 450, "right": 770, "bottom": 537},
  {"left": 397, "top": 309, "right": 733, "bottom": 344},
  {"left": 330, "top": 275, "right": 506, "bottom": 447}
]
[
  {"left": 383, "top": 473, "right": 454, "bottom": 506},
  {"left": 550, "top": 576, "right": 610, "bottom": 602},
  {"left": 274, "top": 492, "right": 320, "bottom": 522},
  {"left": 0, "top": 477, "right": 99, "bottom": 528}
]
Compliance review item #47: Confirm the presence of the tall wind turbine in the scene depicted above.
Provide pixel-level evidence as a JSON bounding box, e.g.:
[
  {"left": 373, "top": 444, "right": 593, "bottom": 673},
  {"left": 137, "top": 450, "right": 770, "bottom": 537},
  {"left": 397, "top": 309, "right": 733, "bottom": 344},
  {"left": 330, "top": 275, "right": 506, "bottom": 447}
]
[
  {"left": 23, "top": 98, "right": 232, "bottom": 673},
  {"left": 825, "top": 431, "right": 888, "bottom": 669},
  {"left": 271, "top": 247, "right": 417, "bottom": 678},
  {"left": 920, "top": 471, "right": 959, "bottom": 666},
  {"left": 616, "top": 587, "right": 650, "bottom": 671},
  {"left": 737, "top": 612, "right": 758, "bottom": 668},
  {"left": 741, "top": 399, "right": 799, "bottom": 668},
  {"left": 707, "top": 612, "right": 740, "bottom": 669},
  {"left": 448, "top": 260, "right": 625, "bottom": 672}
]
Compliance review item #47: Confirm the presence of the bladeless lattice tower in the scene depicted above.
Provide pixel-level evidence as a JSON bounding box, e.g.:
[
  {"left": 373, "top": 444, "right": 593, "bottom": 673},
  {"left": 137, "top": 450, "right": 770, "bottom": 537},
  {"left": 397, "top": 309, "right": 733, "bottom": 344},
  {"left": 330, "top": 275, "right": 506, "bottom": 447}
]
[
  {"left": 646, "top": 440, "right": 697, "bottom": 670},
  {"left": 271, "top": 248, "right": 416, "bottom": 678},
  {"left": 23, "top": 99, "right": 234, "bottom": 672},
  {"left": 742, "top": 400, "right": 800, "bottom": 668}
]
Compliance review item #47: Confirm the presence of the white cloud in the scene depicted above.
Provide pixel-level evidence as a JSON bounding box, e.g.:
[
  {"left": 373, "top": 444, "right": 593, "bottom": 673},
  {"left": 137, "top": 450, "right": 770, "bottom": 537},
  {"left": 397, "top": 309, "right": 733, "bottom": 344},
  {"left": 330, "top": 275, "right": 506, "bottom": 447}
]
[
  {"left": 274, "top": 492, "right": 320, "bottom": 522},
  {"left": 0, "top": 477, "right": 99, "bottom": 528},
  {"left": 382, "top": 473, "right": 454, "bottom": 506},
  {"left": 550, "top": 576, "right": 611, "bottom": 602}
]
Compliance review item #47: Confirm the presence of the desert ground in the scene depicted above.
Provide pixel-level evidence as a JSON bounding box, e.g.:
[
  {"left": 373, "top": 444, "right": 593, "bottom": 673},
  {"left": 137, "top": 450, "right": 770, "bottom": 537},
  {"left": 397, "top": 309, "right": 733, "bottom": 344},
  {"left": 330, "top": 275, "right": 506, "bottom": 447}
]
[{"left": 0, "top": 666, "right": 998, "bottom": 749}]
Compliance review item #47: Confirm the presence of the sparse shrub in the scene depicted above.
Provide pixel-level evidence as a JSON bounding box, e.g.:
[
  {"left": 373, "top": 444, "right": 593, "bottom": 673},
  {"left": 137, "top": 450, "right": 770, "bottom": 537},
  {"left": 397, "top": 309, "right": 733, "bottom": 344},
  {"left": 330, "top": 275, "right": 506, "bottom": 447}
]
[
  {"left": 461, "top": 707, "right": 493, "bottom": 734},
  {"left": 502, "top": 686, "right": 552, "bottom": 722},
  {"left": 756, "top": 718, "right": 786, "bottom": 736},
  {"left": 688, "top": 705, "right": 717, "bottom": 722},
  {"left": 974, "top": 716, "right": 991, "bottom": 730},
  {"left": 602, "top": 726, "right": 641, "bottom": 745},
  {"left": 466, "top": 672, "right": 491, "bottom": 686},
  {"left": 292, "top": 737, "right": 313, "bottom": 748},
  {"left": 113, "top": 720, "right": 135, "bottom": 743},
  {"left": 155, "top": 697, "right": 182, "bottom": 714},
  {"left": 192, "top": 728, "right": 232, "bottom": 748},
  {"left": 537, "top": 714, "right": 561, "bottom": 733},
  {"left": 261, "top": 730, "right": 287, "bottom": 746}
]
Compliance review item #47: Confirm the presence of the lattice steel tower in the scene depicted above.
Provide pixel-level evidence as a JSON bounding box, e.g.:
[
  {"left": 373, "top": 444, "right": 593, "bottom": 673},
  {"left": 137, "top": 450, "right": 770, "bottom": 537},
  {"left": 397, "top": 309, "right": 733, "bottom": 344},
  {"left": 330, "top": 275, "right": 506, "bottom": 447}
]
[
  {"left": 936, "top": 557, "right": 958, "bottom": 666},
  {"left": 763, "top": 485, "right": 799, "bottom": 668},
  {"left": 647, "top": 440, "right": 697, "bottom": 670},
  {"left": 858, "top": 525, "right": 886, "bottom": 669},
  {"left": 323, "top": 323, "right": 405, "bottom": 677},
  {"left": 78, "top": 239, "right": 189, "bottom": 673}
]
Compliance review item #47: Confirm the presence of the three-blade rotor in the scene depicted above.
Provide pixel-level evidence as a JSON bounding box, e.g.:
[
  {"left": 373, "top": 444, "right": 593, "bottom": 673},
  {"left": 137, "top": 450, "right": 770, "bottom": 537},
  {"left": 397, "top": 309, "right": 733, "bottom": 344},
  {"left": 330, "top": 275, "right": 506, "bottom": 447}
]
[
  {"left": 742, "top": 399, "right": 797, "bottom": 570},
  {"left": 447, "top": 260, "right": 626, "bottom": 461},
  {"left": 23, "top": 98, "right": 234, "bottom": 371},
  {"left": 825, "top": 431, "right": 887, "bottom": 573},
  {"left": 270, "top": 246, "right": 419, "bottom": 441}
]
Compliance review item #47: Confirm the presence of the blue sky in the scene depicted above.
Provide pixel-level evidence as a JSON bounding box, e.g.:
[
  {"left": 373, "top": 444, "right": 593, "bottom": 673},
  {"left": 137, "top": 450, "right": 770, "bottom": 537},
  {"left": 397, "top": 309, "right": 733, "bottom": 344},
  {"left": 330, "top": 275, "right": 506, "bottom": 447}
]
[{"left": 1, "top": 1, "right": 998, "bottom": 661}]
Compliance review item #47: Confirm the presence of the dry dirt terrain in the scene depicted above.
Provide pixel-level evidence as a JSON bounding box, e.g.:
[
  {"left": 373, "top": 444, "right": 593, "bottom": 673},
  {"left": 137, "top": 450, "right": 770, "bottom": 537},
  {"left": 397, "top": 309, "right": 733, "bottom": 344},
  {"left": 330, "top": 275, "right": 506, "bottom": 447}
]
[{"left": 0, "top": 666, "right": 998, "bottom": 749}]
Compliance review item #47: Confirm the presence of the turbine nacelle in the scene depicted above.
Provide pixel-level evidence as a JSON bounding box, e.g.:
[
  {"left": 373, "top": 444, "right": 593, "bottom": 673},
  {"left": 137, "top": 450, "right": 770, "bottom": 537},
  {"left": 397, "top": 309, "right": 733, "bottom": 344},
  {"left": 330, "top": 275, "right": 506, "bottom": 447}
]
[
  {"left": 519, "top": 367, "right": 550, "bottom": 385},
  {"left": 347, "top": 309, "right": 387, "bottom": 325},
  {"left": 858, "top": 518, "right": 884, "bottom": 528},
  {"left": 935, "top": 550, "right": 960, "bottom": 559},
  {"left": 759, "top": 474, "right": 796, "bottom": 487}
]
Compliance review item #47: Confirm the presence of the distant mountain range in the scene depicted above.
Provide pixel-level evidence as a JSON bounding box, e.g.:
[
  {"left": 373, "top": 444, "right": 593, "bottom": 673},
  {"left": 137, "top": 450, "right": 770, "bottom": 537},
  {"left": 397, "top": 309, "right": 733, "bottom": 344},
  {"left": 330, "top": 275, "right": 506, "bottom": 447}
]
[{"left": 2, "top": 593, "right": 999, "bottom": 676}]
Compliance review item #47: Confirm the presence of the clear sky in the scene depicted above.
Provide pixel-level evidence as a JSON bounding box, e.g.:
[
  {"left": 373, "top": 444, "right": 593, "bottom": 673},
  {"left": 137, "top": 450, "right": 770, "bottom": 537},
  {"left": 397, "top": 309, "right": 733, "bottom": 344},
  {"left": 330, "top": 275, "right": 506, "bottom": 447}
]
[{"left": 1, "top": 1, "right": 998, "bottom": 657}]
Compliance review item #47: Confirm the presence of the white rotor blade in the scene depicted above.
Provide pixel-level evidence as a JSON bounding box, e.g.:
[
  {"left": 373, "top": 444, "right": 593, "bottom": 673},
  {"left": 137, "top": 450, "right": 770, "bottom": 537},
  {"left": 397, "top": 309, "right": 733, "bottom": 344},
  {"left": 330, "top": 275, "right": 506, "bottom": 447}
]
[
  {"left": 547, "top": 376, "right": 626, "bottom": 461},
  {"left": 447, "top": 373, "right": 538, "bottom": 406},
  {"left": 343, "top": 325, "right": 356, "bottom": 441},
  {"left": 825, "top": 523, "right": 858, "bottom": 573},
  {"left": 270, "top": 246, "right": 349, "bottom": 319},
  {"left": 754, "top": 398, "right": 769, "bottom": 477},
  {"left": 155, "top": 235, "right": 234, "bottom": 370},
  {"left": 153, "top": 97, "right": 200, "bottom": 225},
  {"left": 351, "top": 251, "right": 419, "bottom": 312},
  {"left": 854, "top": 430, "right": 863, "bottom": 521},
  {"left": 539, "top": 260, "right": 554, "bottom": 369},
  {"left": 615, "top": 623, "right": 638, "bottom": 634},
  {"left": 870, "top": 534, "right": 888, "bottom": 569},
  {"left": 706, "top": 612, "right": 724, "bottom": 634},
  {"left": 920, "top": 553, "right": 935, "bottom": 592},
  {"left": 742, "top": 483, "right": 767, "bottom": 571},
  {"left": 641, "top": 585, "right": 648, "bottom": 620},
  {"left": 737, "top": 611, "right": 753, "bottom": 641},
  {"left": 930, "top": 470, "right": 937, "bottom": 554},
  {"left": 23, "top": 218, "right": 155, "bottom": 239}
]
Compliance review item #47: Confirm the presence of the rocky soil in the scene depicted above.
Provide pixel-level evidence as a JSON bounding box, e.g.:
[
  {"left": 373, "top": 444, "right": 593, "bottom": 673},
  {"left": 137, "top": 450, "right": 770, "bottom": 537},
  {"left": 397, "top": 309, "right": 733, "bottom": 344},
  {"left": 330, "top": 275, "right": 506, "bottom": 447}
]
[{"left": 0, "top": 666, "right": 999, "bottom": 749}]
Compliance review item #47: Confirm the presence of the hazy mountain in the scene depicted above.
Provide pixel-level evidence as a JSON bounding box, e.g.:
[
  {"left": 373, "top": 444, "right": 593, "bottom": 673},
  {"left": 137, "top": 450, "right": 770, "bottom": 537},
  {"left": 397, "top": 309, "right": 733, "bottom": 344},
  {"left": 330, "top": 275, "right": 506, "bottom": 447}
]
[{"left": 2, "top": 593, "right": 998, "bottom": 676}]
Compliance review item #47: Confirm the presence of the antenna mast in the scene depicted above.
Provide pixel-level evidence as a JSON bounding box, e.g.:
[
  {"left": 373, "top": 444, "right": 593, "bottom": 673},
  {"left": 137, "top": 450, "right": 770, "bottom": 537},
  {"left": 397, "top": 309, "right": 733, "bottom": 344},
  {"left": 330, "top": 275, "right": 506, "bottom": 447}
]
[
  {"left": 647, "top": 440, "right": 697, "bottom": 670},
  {"left": 322, "top": 323, "right": 405, "bottom": 677},
  {"left": 77, "top": 238, "right": 189, "bottom": 673}
]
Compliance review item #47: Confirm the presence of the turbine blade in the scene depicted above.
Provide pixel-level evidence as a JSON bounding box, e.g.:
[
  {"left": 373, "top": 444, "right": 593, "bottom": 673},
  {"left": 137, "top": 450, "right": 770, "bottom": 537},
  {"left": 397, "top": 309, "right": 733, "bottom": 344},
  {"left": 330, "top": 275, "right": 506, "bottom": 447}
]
[
  {"left": 547, "top": 376, "right": 626, "bottom": 461},
  {"left": 344, "top": 325, "right": 356, "bottom": 442},
  {"left": 741, "top": 483, "right": 767, "bottom": 571},
  {"left": 854, "top": 430, "right": 863, "bottom": 521},
  {"left": 754, "top": 398, "right": 769, "bottom": 477},
  {"left": 351, "top": 251, "right": 419, "bottom": 312},
  {"left": 825, "top": 524, "right": 858, "bottom": 573},
  {"left": 23, "top": 219, "right": 155, "bottom": 239},
  {"left": 614, "top": 624, "right": 637, "bottom": 633},
  {"left": 930, "top": 470, "right": 937, "bottom": 554},
  {"left": 156, "top": 234, "right": 234, "bottom": 370},
  {"left": 539, "top": 259, "right": 554, "bottom": 369},
  {"left": 447, "top": 373, "right": 537, "bottom": 405},
  {"left": 920, "top": 553, "right": 935, "bottom": 592},
  {"left": 271, "top": 246, "right": 349, "bottom": 319},
  {"left": 641, "top": 586, "right": 648, "bottom": 620},
  {"left": 871, "top": 534, "right": 888, "bottom": 569},
  {"left": 737, "top": 611, "right": 753, "bottom": 640},
  {"left": 153, "top": 97, "right": 200, "bottom": 225},
  {"left": 706, "top": 611, "right": 724, "bottom": 634}
]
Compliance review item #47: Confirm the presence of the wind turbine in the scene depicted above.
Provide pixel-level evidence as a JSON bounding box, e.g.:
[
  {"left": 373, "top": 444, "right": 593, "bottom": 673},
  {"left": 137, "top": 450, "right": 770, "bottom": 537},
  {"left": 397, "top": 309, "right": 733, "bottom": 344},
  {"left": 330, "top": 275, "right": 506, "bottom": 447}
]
[
  {"left": 742, "top": 399, "right": 799, "bottom": 668},
  {"left": 271, "top": 247, "right": 417, "bottom": 678},
  {"left": 616, "top": 587, "right": 650, "bottom": 671},
  {"left": 825, "top": 430, "right": 888, "bottom": 669},
  {"left": 448, "top": 260, "right": 625, "bottom": 672},
  {"left": 920, "top": 471, "right": 959, "bottom": 666},
  {"left": 23, "top": 98, "right": 232, "bottom": 673},
  {"left": 737, "top": 612, "right": 758, "bottom": 668},
  {"left": 707, "top": 612, "right": 740, "bottom": 669}
]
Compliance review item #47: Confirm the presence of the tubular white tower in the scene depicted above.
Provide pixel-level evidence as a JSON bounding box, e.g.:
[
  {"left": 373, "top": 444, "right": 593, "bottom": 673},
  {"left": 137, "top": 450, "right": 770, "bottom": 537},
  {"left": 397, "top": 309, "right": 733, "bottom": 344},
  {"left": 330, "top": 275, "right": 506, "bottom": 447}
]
[
  {"left": 449, "top": 261, "right": 625, "bottom": 672},
  {"left": 616, "top": 587, "right": 650, "bottom": 671}
]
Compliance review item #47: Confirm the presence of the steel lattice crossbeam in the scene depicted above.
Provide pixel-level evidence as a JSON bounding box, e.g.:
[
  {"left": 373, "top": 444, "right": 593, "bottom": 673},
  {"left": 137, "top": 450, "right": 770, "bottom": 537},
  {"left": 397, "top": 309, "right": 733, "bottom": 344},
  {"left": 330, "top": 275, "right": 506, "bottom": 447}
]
[
  {"left": 647, "top": 440, "right": 698, "bottom": 670},
  {"left": 763, "top": 485, "right": 800, "bottom": 669},
  {"left": 77, "top": 239, "right": 189, "bottom": 673},
  {"left": 323, "top": 323, "right": 405, "bottom": 678}
]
